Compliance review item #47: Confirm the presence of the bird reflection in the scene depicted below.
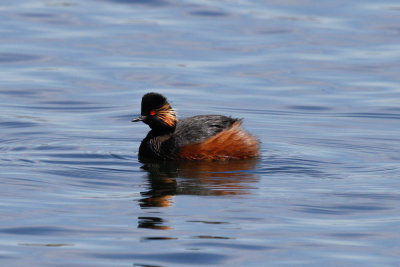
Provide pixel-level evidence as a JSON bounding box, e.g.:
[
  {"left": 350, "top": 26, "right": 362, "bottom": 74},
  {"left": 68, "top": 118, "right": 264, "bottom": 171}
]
[
  {"left": 137, "top": 216, "right": 172, "bottom": 230},
  {"left": 139, "top": 159, "right": 259, "bottom": 209},
  {"left": 137, "top": 159, "right": 259, "bottom": 230}
]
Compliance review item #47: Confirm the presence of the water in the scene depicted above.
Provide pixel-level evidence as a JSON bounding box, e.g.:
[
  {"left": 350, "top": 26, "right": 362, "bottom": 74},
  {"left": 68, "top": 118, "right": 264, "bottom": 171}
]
[{"left": 1, "top": 0, "right": 400, "bottom": 266}]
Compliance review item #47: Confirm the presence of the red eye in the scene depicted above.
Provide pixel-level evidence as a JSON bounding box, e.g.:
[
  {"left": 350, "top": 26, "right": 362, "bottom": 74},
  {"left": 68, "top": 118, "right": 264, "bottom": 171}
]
[{"left": 150, "top": 110, "right": 156, "bottom": 116}]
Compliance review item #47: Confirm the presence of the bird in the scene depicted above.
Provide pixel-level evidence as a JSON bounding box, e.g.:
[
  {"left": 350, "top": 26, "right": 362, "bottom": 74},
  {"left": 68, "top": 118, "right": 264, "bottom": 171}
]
[{"left": 132, "top": 92, "right": 259, "bottom": 161}]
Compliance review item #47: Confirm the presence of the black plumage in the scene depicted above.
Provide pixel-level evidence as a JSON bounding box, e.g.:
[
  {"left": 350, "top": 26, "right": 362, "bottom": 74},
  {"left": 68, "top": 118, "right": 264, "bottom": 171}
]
[
  {"left": 139, "top": 115, "right": 238, "bottom": 160},
  {"left": 132, "top": 92, "right": 259, "bottom": 161}
]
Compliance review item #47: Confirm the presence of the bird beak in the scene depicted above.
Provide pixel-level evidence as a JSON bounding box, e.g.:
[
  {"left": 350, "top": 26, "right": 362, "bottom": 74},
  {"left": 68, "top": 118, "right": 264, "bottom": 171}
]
[{"left": 132, "top": 115, "right": 146, "bottom": 122}]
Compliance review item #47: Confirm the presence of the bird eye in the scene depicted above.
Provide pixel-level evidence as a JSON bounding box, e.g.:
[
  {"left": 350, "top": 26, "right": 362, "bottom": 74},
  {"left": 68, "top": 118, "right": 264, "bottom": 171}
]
[{"left": 149, "top": 110, "right": 156, "bottom": 116}]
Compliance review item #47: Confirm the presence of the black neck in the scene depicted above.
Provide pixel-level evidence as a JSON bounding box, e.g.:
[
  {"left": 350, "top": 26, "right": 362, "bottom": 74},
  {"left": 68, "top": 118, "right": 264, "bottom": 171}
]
[{"left": 149, "top": 124, "right": 176, "bottom": 136}]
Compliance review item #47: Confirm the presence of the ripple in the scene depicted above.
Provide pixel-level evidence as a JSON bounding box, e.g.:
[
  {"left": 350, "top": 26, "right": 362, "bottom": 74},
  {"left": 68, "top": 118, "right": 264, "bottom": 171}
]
[
  {"left": 0, "top": 53, "right": 43, "bottom": 63},
  {"left": 194, "top": 235, "right": 232, "bottom": 240},
  {"left": 335, "top": 192, "right": 400, "bottom": 201},
  {"left": 258, "top": 157, "right": 331, "bottom": 178},
  {"left": 287, "top": 105, "right": 332, "bottom": 111},
  {"left": 0, "top": 226, "right": 71, "bottom": 236},
  {"left": 38, "top": 100, "right": 96, "bottom": 105},
  {"left": 43, "top": 152, "right": 117, "bottom": 160},
  {"left": 19, "top": 12, "right": 58, "bottom": 19},
  {"left": 188, "top": 220, "right": 229, "bottom": 225},
  {"left": 16, "top": 12, "right": 81, "bottom": 26},
  {"left": 141, "top": 237, "right": 178, "bottom": 241},
  {"left": 0, "top": 121, "right": 38, "bottom": 128},
  {"left": 25, "top": 105, "right": 113, "bottom": 112},
  {"left": 43, "top": 167, "right": 134, "bottom": 186},
  {"left": 33, "top": 144, "right": 78, "bottom": 151},
  {"left": 339, "top": 112, "right": 400, "bottom": 120},
  {"left": 327, "top": 232, "right": 375, "bottom": 238},
  {"left": 0, "top": 89, "right": 39, "bottom": 97},
  {"left": 190, "top": 10, "right": 229, "bottom": 17},
  {"left": 104, "top": 0, "right": 169, "bottom": 6},
  {"left": 90, "top": 252, "right": 228, "bottom": 265},
  {"left": 185, "top": 241, "right": 269, "bottom": 251},
  {"left": 294, "top": 204, "right": 390, "bottom": 215},
  {"left": 18, "top": 243, "right": 73, "bottom": 247}
]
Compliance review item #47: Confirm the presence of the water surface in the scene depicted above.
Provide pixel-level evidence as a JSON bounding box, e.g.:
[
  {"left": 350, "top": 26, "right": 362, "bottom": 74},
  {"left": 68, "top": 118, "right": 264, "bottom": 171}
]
[{"left": 1, "top": 0, "right": 400, "bottom": 266}]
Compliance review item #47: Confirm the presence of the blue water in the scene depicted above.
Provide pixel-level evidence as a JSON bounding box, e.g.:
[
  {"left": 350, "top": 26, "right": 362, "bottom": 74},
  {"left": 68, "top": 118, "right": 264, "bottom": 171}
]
[{"left": 1, "top": 0, "right": 400, "bottom": 266}]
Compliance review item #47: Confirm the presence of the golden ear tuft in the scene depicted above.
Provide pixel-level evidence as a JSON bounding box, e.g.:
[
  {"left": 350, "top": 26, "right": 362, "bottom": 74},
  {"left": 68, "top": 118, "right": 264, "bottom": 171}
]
[{"left": 157, "top": 104, "right": 177, "bottom": 127}]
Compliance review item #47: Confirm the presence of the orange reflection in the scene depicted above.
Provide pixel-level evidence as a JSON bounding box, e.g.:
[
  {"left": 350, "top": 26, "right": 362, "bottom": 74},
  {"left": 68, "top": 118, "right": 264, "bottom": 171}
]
[
  {"left": 139, "top": 159, "right": 259, "bottom": 208},
  {"left": 138, "top": 216, "right": 173, "bottom": 230}
]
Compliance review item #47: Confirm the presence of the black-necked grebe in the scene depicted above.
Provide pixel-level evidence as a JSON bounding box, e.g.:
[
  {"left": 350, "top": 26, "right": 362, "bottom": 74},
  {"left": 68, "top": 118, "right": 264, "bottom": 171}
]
[{"left": 132, "top": 92, "right": 259, "bottom": 160}]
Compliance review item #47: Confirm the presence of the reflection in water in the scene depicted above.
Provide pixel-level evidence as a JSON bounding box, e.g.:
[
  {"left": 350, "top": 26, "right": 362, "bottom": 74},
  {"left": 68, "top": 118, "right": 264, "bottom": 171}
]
[
  {"left": 140, "top": 159, "right": 259, "bottom": 208},
  {"left": 137, "top": 159, "right": 259, "bottom": 230},
  {"left": 138, "top": 217, "right": 172, "bottom": 230}
]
